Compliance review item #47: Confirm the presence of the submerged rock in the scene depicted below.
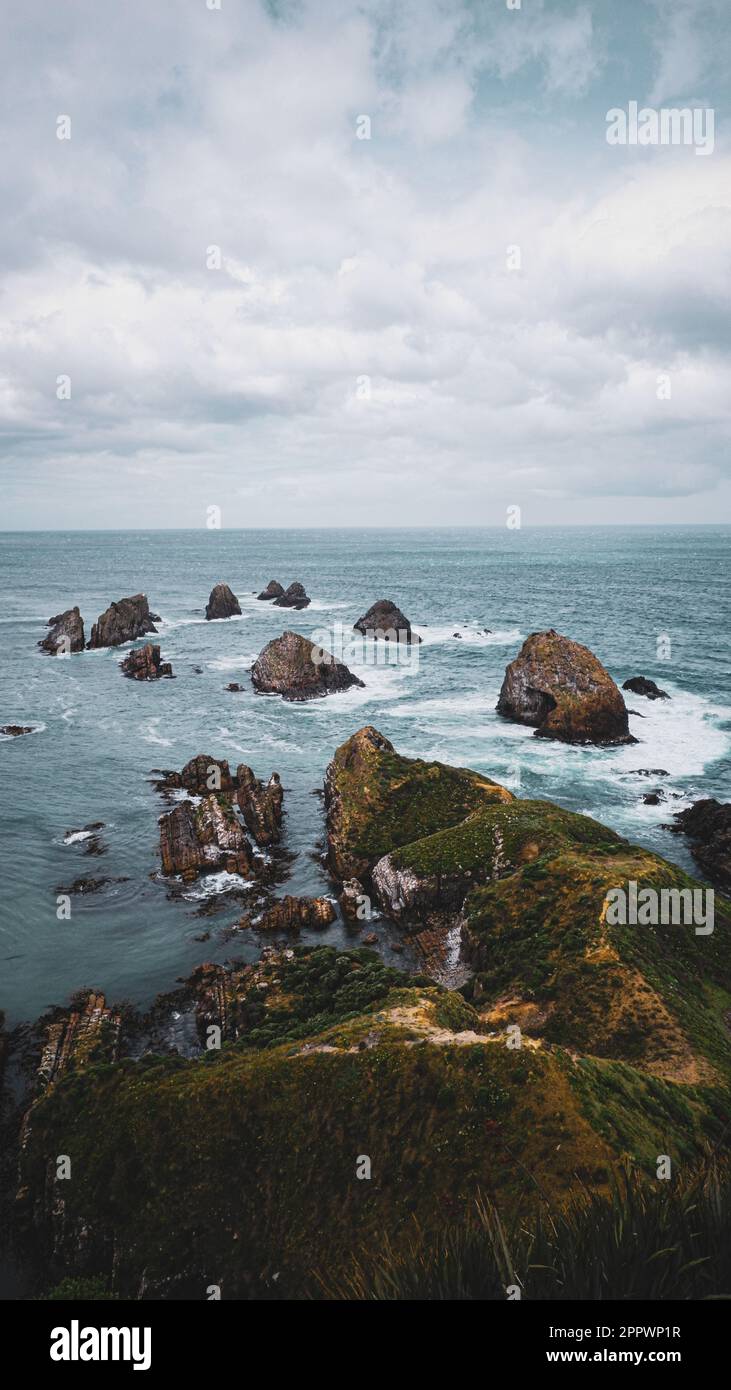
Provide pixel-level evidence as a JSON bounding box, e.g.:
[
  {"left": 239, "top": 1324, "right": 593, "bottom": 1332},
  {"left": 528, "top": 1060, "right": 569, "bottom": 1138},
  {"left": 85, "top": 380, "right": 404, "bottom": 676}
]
[
  {"left": 39, "top": 606, "right": 85, "bottom": 655},
  {"left": 257, "top": 579, "right": 285, "bottom": 601},
  {"left": 354, "top": 598, "right": 421, "bottom": 644},
  {"left": 273, "top": 581, "right": 311, "bottom": 610},
  {"left": 251, "top": 631, "right": 363, "bottom": 702},
  {"left": 120, "top": 643, "right": 173, "bottom": 680},
  {"left": 623, "top": 676, "right": 670, "bottom": 700},
  {"left": 236, "top": 767, "right": 283, "bottom": 846},
  {"left": 672, "top": 799, "right": 731, "bottom": 893},
  {"left": 497, "top": 630, "right": 636, "bottom": 746},
  {"left": 88, "top": 594, "right": 158, "bottom": 649},
  {"left": 205, "top": 583, "right": 241, "bottom": 621},
  {"left": 239, "top": 895, "right": 336, "bottom": 933}
]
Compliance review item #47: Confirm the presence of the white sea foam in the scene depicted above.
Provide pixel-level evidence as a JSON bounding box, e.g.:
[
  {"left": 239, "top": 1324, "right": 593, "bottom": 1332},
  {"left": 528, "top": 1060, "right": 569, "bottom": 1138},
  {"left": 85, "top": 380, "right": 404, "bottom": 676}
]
[
  {"left": 140, "top": 718, "right": 174, "bottom": 747},
  {"left": 181, "top": 871, "right": 253, "bottom": 900},
  {"left": 416, "top": 625, "right": 522, "bottom": 647}
]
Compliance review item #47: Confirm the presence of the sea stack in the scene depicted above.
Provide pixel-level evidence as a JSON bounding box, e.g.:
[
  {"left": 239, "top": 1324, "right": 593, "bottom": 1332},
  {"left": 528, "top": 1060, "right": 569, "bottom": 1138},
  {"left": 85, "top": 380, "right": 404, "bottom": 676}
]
[
  {"left": 497, "top": 630, "right": 636, "bottom": 745},
  {"left": 354, "top": 599, "right": 421, "bottom": 644},
  {"left": 38, "top": 606, "right": 85, "bottom": 655},
  {"left": 251, "top": 631, "right": 363, "bottom": 701},
  {"left": 273, "top": 582, "right": 311, "bottom": 610},
  {"left": 205, "top": 583, "right": 241, "bottom": 620},
  {"left": 120, "top": 643, "right": 173, "bottom": 680},
  {"left": 88, "top": 595, "right": 158, "bottom": 649},
  {"left": 257, "top": 580, "right": 285, "bottom": 601}
]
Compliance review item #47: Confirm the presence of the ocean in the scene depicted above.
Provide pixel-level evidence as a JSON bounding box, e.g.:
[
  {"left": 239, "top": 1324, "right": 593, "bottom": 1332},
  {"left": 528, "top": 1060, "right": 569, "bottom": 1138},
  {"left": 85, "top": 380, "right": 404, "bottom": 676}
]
[{"left": 1, "top": 525, "right": 729, "bottom": 1028}]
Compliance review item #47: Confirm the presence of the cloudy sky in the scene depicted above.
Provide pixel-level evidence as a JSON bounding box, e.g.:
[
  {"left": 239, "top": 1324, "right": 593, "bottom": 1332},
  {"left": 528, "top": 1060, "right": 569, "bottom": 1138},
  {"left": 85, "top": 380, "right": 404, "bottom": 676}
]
[{"left": 1, "top": 0, "right": 729, "bottom": 528}]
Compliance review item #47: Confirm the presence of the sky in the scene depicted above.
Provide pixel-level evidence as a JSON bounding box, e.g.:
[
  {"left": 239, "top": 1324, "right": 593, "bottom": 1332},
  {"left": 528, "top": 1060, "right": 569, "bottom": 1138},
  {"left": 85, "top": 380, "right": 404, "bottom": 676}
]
[{"left": 0, "top": 0, "right": 729, "bottom": 528}]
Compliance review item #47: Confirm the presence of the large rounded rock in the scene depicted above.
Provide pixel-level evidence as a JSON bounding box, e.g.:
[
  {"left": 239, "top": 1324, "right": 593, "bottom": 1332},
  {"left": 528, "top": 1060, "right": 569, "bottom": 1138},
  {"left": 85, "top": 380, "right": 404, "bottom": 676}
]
[
  {"left": 205, "top": 583, "right": 241, "bottom": 620},
  {"left": 354, "top": 598, "right": 421, "bottom": 644},
  {"left": 39, "top": 606, "right": 85, "bottom": 655},
  {"left": 251, "top": 631, "right": 363, "bottom": 702},
  {"left": 497, "top": 630, "right": 636, "bottom": 745},
  {"left": 88, "top": 595, "right": 158, "bottom": 648}
]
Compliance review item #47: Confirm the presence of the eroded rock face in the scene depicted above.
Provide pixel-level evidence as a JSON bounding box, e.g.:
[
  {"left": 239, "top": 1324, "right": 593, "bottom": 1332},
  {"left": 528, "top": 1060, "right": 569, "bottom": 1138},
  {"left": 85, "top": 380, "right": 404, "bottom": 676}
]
[
  {"left": 257, "top": 580, "right": 285, "bottom": 601},
  {"left": 39, "top": 607, "right": 85, "bottom": 655},
  {"left": 497, "top": 630, "right": 636, "bottom": 745},
  {"left": 205, "top": 583, "right": 241, "bottom": 620},
  {"left": 160, "top": 753, "right": 237, "bottom": 795},
  {"left": 251, "top": 631, "right": 363, "bottom": 701},
  {"left": 239, "top": 895, "right": 336, "bottom": 933},
  {"left": 623, "top": 676, "right": 670, "bottom": 700},
  {"left": 158, "top": 796, "right": 255, "bottom": 881},
  {"left": 273, "top": 581, "right": 311, "bottom": 609},
  {"left": 120, "top": 644, "right": 173, "bottom": 680},
  {"left": 673, "top": 800, "right": 731, "bottom": 893},
  {"left": 236, "top": 767, "right": 283, "bottom": 846},
  {"left": 354, "top": 598, "right": 421, "bottom": 644},
  {"left": 36, "top": 992, "right": 121, "bottom": 1088},
  {"left": 88, "top": 594, "right": 158, "bottom": 648}
]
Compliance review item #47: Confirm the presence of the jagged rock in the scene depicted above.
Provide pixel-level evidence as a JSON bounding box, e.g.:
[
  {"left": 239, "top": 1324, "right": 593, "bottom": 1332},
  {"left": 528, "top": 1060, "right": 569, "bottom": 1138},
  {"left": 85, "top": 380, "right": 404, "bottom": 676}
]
[
  {"left": 1, "top": 725, "right": 36, "bottom": 737},
  {"left": 623, "top": 676, "right": 670, "bottom": 700},
  {"left": 226, "top": 683, "right": 244, "bottom": 692},
  {"left": 642, "top": 792, "right": 664, "bottom": 805},
  {"left": 273, "top": 581, "right": 311, "bottom": 610},
  {"left": 39, "top": 606, "right": 85, "bottom": 655},
  {"left": 354, "top": 598, "right": 421, "bottom": 644},
  {"left": 160, "top": 753, "right": 237, "bottom": 795},
  {"left": 672, "top": 799, "right": 731, "bottom": 893},
  {"left": 205, "top": 583, "right": 241, "bottom": 620},
  {"left": 236, "top": 767, "right": 283, "bottom": 846},
  {"left": 634, "top": 768, "right": 670, "bottom": 778},
  {"left": 240, "top": 895, "right": 336, "bottom": 933},
  {"left": 37, "top": 992, "right": 121, "bottom": 1087},
  {"left": 120, "top": 643, "right": 173, "bottom": 680},
  {"left": 257, "top": 579, "right": 285, "bottom": 601},
  {"left": 158, "top": 796, "right": 254, "bottom": 881},
  {"left": 88, "top": 594, "right": 158, "bottom": 648},
  {"left": 339, "top": 878, "right": 367, "bottom": 920},
  {"left": 497, "top": 630, "right": 636, "bottom": 746},
  {"left": 252, "top": 631, "right": 364, "bottom": 702}
]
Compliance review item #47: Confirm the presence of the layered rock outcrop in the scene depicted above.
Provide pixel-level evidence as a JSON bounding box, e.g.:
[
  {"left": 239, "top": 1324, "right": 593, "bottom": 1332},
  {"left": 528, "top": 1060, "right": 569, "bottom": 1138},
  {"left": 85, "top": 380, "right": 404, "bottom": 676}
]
[
  {"left": 251, "top": 631, "right": 363, "bottom": 701},
  {"left": 672, "top": 799, "right": 731, "bottom": 893},
  {"left": 205, "top": 583, "right": 241, "bottom": 620},
  {"left": 159, "top": 796, "right": 255, "bottom": 881},
  {"left": 120, "top": 644, "right": 173, "bottom": 680},
  {"left": 39, "top": 607, "right": 85, "bottom": 655},
  {"left": 88, "top": 594, "right": 158, "bottom": 648},
  {"left": 354, "top": 598, "right": 421, "bottom": 644},
  {"left": 239, "top": 895, "right": 336, "bottom": 933},
  {"left": 497, "top": 630, "right": 635, "bottom": 745},
  {"left": 236, "top": 767, "right": 283, "bottom": 846}
]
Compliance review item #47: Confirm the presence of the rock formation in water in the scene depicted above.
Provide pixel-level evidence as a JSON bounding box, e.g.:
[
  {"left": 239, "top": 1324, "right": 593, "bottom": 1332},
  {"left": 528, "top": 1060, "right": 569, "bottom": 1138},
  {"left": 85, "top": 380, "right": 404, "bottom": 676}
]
[
  {"left": 39, "top": 606, "right": 85, "bottom": 655},
  {"left": 205, "top": 583, "right": 241, "bottom": 620},
  {"left": 120, "top": 643, "right": 173, "bottom": 680},
  {"left": 158, "top": 796, "right": 255, "bottom": 881},
  {"left": 257, "top": 579, "right": 285, "bottom": 601},
  {"left": 88, "top": 594, "right": 158, "bottom": 649},
  {"left": 672, "top": 799, "right": 731, "bottom": 893},
  {"left": 236, "top": 767, "right": 283, "bottom": 846},
  {"left": 273, "top": 581, "right": 311, "bottom": 609},
  {"left": 496, "top": 630, "right": 636, "bottom": 745},
  {"left": 239, "top": 895, "right": 336, "bottom": 933},
  {"left": 622, "top": 676, "right": 670, "bottom": 700},
  {"left": 354, "top": 598, "right": 421, "bottom": 644},
  {"left": 1, "top": 725, "right": 36, "bottom": 737},
  {"left": 251, "top": 631, "right": 363, "bottom": 701}
]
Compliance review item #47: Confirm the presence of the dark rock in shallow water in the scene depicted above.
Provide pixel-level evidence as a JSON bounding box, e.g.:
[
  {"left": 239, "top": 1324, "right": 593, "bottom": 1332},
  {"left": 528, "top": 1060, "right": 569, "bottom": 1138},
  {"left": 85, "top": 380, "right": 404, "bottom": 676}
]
[
  {"left": 251, "top": 631, "right": 363, "bottom": 702},
  {"left": 497, "top": 629, "right": 636, "bottom": 746},
  {"left": 1, "top": 725, "right": 36, "bottom": 737},
  {"left": 672, "top": 799, "right": 731, "bottom": 893},
  {"left": 642, "top": 791, "right": 664, "bottom": 805},
  {"left": 120, "top": 643, "right": 173, "bottom": 680},
  {"left": 39, "top": 606, "right": 85, "bottom": 655},
  {"left": 257, "top": 579, "right": 285, "bottom": 601},
  {"left": 55, "top": 876, "right": 128, "bottom": 895},
  {"left": 88, "top": 594, "right": 158, "bottom": 648},
  {"left": 225, "top": 682, "right": 244, "bottom": 692},
  {"left": 623, "top": 675, "right": 670, "bottom": 700},
  {"left": 273, "top": 581, "right": 311, "bottom": 610},
  {"left": 238, "top": 895, "right": 335, "bottom": 933},
  {"left": 634, "top": 768, "right": 670, "bottom": 778},
  {"left": 236, "top": 767, "right": 283, "bottom": 846},
  {"left": 354, "top": 598, "right": 421, "bottom": 644},
  {"left": 205, "top": 583, "right": 241, "bottom": 621}
]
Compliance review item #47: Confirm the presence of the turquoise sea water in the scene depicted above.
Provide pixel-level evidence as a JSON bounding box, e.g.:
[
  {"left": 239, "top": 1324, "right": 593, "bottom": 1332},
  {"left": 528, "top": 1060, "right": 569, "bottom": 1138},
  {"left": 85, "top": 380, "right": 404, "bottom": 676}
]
[{"left": 0, "top": 526, "right": 729, "bottom": 1028}]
